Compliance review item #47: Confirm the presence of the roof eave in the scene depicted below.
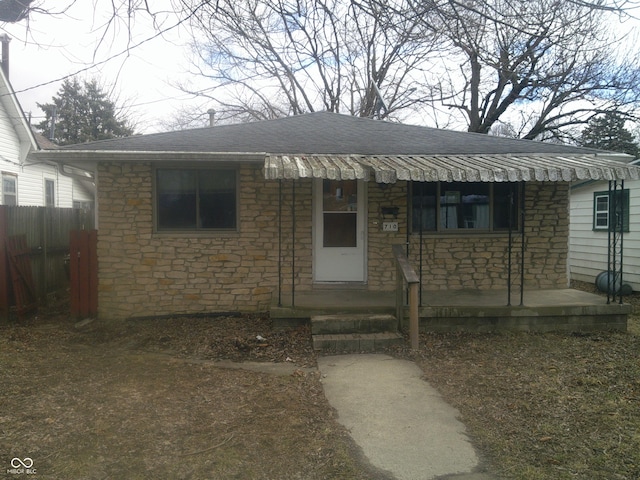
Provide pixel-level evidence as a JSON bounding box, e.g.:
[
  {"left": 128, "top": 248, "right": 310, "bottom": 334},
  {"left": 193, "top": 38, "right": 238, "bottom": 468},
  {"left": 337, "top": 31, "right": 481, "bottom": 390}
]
[{"left": 29, "top": 150, "right": 268, "bottom": 166}]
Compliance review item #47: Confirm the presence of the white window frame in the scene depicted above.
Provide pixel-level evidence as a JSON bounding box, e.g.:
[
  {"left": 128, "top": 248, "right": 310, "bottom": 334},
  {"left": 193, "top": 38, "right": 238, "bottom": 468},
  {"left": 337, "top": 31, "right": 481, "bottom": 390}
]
[
  {"left": 44, "top": 178, "right": 56, "bottom": 207},
  {"left": 2, "top": 173, "right": 17, "bottom": 206},
  {"left": 593, "top": 193, "right": 609, "bottom": 230}
]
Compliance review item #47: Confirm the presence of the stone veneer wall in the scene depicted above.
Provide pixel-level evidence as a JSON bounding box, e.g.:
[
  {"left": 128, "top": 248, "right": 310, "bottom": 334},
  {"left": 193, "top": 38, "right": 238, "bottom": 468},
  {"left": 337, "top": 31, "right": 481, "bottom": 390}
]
[
  {"left": 365, "top": 181, "right": 569, "bottom": 292},
  {"left": 97, "top": 161, "right": 569, "bottom": 319},
  {"left": 98, "top": 162, "right": 287, "bottom": 319}
]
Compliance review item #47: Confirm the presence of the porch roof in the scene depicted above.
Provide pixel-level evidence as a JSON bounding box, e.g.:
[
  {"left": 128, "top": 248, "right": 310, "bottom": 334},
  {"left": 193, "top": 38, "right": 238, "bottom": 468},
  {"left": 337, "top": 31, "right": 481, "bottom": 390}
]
[{"left": 264, "top": 153, "right": 640, "bottom": 183}]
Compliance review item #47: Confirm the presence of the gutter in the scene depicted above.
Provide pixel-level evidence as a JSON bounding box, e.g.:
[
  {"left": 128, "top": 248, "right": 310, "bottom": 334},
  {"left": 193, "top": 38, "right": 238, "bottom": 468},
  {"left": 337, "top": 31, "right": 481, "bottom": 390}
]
[
  {"left": 28, "top": 149, "right": 268, "bottom": 165},
  {"left": 571, "top": 158, "right": 640, "bottom": 191}
]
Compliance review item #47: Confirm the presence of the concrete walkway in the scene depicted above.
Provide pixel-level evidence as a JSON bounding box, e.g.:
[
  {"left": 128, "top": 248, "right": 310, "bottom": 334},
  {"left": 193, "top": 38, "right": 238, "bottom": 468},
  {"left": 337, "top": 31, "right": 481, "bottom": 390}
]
[{"left": 317, "top": 354, "right": 493, "bottom": 480}]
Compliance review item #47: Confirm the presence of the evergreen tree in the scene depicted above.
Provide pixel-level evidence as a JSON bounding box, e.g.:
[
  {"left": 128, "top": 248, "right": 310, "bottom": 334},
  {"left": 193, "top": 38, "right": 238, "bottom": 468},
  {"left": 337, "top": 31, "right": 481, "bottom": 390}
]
[
  {"left": 36, "top": 78, "right": 134, "bottom": 145},
  {"left": 580, "top": 112, "right": 639, "bottom": 158}
]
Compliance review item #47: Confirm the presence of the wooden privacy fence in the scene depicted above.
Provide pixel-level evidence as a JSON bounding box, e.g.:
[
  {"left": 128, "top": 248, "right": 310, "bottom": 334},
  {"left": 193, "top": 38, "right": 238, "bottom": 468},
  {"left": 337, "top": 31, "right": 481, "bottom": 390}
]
[
  {"left": 69, "top": 230, "right": 98, "bottom": 318},
  {"left": 0, "top": 205, "right": 95, "bottom": 319}
]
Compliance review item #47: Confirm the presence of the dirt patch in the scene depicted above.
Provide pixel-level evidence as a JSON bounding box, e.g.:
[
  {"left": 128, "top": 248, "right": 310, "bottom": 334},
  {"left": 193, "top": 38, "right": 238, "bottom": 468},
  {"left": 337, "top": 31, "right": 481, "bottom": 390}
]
[{"left": 0, "top": 310, "right": 390, "bottom": 479}]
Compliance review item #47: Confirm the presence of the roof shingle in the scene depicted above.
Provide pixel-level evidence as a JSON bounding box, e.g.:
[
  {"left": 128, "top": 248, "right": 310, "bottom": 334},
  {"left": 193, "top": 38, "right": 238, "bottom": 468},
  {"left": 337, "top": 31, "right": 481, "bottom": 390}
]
[{"left": 59, "top": 111, "right": 604, "bottom": 157}]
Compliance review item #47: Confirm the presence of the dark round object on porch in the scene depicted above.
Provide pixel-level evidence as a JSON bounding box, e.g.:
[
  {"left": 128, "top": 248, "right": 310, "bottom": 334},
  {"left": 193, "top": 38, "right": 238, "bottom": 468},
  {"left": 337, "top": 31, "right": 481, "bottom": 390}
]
[{"left": 595, "top": 271, "right": 633, "bottom": 296}]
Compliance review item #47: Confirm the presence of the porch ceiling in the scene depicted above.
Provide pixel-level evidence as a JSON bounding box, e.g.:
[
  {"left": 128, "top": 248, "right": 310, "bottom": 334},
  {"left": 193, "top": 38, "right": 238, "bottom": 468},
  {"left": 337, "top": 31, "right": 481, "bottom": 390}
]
[{"left": 264, "top": 153, "right": 640, "bottom": 183}]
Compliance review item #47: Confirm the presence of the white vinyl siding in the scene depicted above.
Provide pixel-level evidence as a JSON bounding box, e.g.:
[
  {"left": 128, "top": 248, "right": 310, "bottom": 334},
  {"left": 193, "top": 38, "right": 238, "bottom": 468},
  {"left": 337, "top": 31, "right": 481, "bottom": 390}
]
[
  {"left": 0, "top": 72, "right": 78, "bottom": 208},
  {"left": 570, "top": 181, "right": 640, "bottom": 291},
  {"left": 15, "top": 167, "right": 73, "bottom": 208},
  {"left": 0, "top": 103, "right": 22, "bottom": 165}
]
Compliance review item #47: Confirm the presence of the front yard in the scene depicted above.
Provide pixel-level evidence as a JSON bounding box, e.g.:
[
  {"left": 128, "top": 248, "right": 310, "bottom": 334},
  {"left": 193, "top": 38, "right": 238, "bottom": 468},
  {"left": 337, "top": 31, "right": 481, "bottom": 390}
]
[
  {"left": 1, "top": 284, "right": 639, "bottom": 479},
  {"left": 0, "top": 314, "right": 386, "bottom": 479},
  {"left": 410, "top": 319, "right": 640, "bottom": 479}
]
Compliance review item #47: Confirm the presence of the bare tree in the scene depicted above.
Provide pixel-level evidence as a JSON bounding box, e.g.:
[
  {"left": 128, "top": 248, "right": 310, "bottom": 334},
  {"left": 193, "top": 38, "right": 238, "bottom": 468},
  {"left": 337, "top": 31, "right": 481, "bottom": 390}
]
[
  {"left": 416, "top": 0, "right": 640, "bottom": 140},
  {"left": 7, "top": 0, "right": 640, "bottom": 139},
  {"left": 174, "top": 0, "right": 438, "bottom": 122}
]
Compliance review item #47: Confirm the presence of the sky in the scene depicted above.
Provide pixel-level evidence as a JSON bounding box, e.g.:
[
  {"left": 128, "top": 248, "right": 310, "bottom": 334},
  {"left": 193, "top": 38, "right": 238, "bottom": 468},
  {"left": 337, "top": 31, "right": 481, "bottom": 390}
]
[
  {"left": 0, "top": 1, "right": 207, "bottom": 134},
  {"left": 1, "top": 2, "right": 639, "bottom": 138}
]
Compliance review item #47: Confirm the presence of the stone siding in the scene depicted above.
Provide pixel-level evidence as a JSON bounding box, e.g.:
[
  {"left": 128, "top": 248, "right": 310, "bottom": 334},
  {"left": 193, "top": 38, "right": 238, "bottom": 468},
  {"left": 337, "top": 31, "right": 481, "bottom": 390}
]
[
  {"left": 96, "top": 162, "right": 569, "bottom": 319},
  {"left": 98, "top": 163, "right": 285, "bottom": 319},
  {"left": 366, "top": 181, "right": 569, "bottom": 292}
]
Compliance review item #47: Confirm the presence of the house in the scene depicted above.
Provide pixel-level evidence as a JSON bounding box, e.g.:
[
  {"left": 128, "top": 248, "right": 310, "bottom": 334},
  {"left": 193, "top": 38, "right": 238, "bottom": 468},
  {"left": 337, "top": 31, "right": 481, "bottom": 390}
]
[
  {"left": 570, "top": 173, "right": 640, "bottom": 292},
  {"left": 0, "top": 35, "right": 93, "bottom": 209},
  {"left": 29, "top": 112, "right": 639, "bottom": 332}
]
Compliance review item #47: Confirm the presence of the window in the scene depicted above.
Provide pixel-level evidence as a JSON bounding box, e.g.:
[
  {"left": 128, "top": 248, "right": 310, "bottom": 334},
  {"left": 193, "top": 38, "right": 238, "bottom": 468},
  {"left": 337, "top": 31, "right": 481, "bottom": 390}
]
[
  {"left": 44, "top": 179, "right": 55, "bottom": 207},
  {"left": 593, "top": 189, "right": 629, "bottom": 232},
  {"left": 2, "top": 174, "right": 16, "bottom": 205},
  {"left": 322, "top": 179, "right": 358, "bottom": 247},
  {"left": 156, "top": 168, "right": 237, "bottom": 231},
  {"left": 412, "top": 182, "right": 520, "bottom": 233}
]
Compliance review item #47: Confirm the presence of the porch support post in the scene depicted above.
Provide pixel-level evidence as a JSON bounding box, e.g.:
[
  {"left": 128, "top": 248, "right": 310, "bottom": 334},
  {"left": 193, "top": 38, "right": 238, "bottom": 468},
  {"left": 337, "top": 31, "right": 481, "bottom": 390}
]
[
  {"left": 278, "top": 179, "right": 282, "bottom": 307},
  {"left": 291, "top": 181, "right": 296, "bottom": 307},
  {"left": 607, "top": 180, "right": 613, "bottom": 304},
  {"left": 418, "top": 182, "right": 424, "bottom": 306},
  {"left": 619, "top": 180, "right": 625, "bottom": 304},
  {"left": 520, "top": 181, "right": 526, "bottom": 306},
  {"left": 507, "top": 183, "right": 514, "bottom": 306},
  {"left": 607, "top": 180, "right": 625, "bottom": 305}
]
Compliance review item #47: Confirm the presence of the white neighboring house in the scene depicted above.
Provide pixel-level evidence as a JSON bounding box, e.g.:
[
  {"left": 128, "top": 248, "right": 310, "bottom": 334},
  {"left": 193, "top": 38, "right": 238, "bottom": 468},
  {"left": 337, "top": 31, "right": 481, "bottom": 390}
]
[
  {"left": 569, "top": 168, "right": 640, "bottom": 292},
  {"left": 0, "top": 49, "right": 93, "bottom": 208}
]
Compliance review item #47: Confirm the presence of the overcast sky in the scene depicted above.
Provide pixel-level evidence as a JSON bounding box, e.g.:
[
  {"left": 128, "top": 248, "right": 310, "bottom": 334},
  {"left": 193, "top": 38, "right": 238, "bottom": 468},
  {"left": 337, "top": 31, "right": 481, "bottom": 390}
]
[
  {"left": 1, "top": 2, "right": 639, "bottom": 137},
  {"left": 0, "top": 2, "right": 207, "bottom": 134}
]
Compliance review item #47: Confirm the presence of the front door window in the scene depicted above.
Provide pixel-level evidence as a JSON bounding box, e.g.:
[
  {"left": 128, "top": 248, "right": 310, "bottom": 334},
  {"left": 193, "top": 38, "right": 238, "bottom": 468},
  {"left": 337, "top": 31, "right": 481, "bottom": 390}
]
[{"left": 323, "top": 180, "right": 358, "bottom": 247}]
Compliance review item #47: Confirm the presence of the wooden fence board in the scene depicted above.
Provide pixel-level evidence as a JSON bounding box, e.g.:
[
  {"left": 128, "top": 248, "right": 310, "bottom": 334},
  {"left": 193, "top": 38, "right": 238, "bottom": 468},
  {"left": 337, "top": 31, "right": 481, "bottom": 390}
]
[
  {"left": 6, "top": 235, "right": 38, "bottom": 318},
  {"left": 69, "top": 230, "right": 80, "bottom": 316},
  {"left": 0, "top": 206, "right": 8, "bottom": 319},
  {"left": 70, "top": 230, "right": 98, "bottom": 318},
  {"left": 0, "top": 206, "right": 94, "bottom": 320}
]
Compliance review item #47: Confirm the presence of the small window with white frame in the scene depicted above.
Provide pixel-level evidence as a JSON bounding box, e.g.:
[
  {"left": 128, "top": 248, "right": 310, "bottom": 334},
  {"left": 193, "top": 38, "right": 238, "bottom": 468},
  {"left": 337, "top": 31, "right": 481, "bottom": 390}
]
[
  {"left": 2, "top": 174, "right": 17, "bottom": 205},
  {"left": 593, "top": 189, "right": 629, "bottom": 232},
  {"left": 593, "top": 194, "right": 609, "bottom": 229},
  {"left": 45, "top": 179, "right": 55, "bottom": 207}
]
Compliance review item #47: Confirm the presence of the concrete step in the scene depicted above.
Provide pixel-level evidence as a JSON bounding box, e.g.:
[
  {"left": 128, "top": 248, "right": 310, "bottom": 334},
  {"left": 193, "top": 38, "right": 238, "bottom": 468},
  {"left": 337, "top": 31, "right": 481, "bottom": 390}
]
[
  {"left": 311, "top": 313, "right": 398, "bottom": 335},
  {"left": 313, "top": 332, "right": 404, "bottom": 352}
]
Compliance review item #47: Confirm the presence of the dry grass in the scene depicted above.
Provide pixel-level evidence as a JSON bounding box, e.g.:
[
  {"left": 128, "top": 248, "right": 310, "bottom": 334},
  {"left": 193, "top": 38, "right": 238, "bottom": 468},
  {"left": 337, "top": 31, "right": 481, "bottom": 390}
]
[
  {"left": 392, "top": 283, "right": 640, "bottom": 479},
  {"left": 2, "top": 284, "right": 639, "bottom": 479},
  {"left": 0, "top": 312, "right": 388, "bottom": 480}
]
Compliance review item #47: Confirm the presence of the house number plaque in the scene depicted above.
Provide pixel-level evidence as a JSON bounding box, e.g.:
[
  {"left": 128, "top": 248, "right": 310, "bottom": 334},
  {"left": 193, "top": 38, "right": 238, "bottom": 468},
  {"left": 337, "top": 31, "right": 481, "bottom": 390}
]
[{"left": 383, "top": 221, "right": 399, "bottom": 232}]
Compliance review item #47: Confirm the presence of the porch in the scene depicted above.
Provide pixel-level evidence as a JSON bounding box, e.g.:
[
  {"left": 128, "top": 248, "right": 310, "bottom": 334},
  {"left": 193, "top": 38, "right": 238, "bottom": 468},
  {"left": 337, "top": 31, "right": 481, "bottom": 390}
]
[{"left": 271, "top": 287, "right": 631, "bottom": 333}]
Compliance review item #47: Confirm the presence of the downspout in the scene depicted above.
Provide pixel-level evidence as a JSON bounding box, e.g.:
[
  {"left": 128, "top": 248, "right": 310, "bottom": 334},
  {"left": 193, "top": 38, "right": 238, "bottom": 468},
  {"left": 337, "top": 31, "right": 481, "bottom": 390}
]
[{"left": 520, "top": 181, "right": 526, "bottom": 306}]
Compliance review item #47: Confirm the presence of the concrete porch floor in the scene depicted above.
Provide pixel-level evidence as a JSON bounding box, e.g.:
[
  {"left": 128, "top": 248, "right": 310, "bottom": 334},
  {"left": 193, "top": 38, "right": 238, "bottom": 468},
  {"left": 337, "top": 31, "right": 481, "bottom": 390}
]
[
  {"left": 273, "top": 287, "right": 621, "bottom": 309},
  {"left": 271, "top": 287, "right": 631, "bottom": 332}
]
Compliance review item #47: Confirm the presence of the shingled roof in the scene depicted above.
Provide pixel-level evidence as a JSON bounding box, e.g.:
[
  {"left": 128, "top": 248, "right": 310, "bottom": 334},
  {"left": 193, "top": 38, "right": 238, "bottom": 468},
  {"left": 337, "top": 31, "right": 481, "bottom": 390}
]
[
  {"left": 59, "top": 111, "right": 600, "bottom": 156},
  {"left": 33, "top": 112, "right": 640, "bottom": 183}
]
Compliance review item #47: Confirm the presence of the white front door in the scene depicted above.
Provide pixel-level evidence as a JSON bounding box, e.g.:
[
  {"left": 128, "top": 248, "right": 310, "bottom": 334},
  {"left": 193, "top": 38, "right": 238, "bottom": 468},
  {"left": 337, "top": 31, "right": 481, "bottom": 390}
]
[{"left": 313, "top": 179, "right": 367, "bottom": 282}]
